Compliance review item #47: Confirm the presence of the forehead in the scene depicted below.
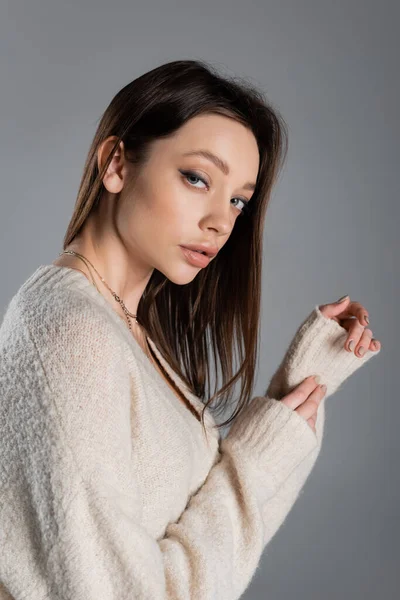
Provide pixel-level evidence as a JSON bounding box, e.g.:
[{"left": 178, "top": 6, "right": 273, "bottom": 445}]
[
  {"left": 173, "top": 113, "right": 255, "bottom": 145},
  {"left": 161, "top": 113, "right": 260, "bottom": 176}
]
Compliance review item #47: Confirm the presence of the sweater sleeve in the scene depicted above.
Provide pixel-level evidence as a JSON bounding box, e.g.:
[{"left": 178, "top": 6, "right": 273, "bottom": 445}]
[
  {"left": 258, "top": 395, "right": 327, "bottom": 548},
  {"left": 265, "top": 303, "right": 381, "bottom": 401},
  {"left": 255, "top": 303, "right": 382, "bottom": 548}
]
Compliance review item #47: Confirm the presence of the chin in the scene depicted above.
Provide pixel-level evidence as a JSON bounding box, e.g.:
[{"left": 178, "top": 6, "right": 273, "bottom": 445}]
[{"left": 160, "top": 265, "right": 203, "bottom": 285}]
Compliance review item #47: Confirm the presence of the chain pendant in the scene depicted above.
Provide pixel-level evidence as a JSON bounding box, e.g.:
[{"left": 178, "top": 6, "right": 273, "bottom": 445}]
[{"left": 60, "top": 249, "right": 138, "bottom": 327}]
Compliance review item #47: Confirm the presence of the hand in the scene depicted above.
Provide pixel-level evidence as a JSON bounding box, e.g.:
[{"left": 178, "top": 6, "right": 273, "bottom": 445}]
[
  {"left": 280, "top": 375, "right": 326, "bottom": 435},
  {"left": 318, "top": 296, "right": 382, "bottom": 358}
]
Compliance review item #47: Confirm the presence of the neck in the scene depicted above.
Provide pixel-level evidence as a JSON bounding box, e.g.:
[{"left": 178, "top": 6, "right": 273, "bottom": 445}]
[{"left": 60, "top": 217, "right": 153, "bottom": 320}]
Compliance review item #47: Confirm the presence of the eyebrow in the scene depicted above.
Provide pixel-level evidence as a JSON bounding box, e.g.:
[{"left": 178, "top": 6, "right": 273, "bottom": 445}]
[{"left": 182, "top": 149, "right": 257, "bottom": 192}]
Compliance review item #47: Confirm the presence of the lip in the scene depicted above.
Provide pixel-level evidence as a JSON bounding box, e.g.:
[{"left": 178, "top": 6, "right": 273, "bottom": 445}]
[
  {"left": 179, "top": 243, "right": 218, "bottom": 258},
  {"left": 180, "top": 246, "right": 211, "bottom": 268}
]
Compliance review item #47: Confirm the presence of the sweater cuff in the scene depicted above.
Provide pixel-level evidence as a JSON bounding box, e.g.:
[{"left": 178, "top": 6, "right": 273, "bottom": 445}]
[
  {"left": 220, "top": 395, "right": 318, "bottom": 497},
  {"left": 266, "top": 304, "right": 381, "bottom": 400}
]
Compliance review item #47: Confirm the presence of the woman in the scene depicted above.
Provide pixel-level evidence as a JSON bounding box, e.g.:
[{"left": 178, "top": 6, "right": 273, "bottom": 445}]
[{"left": 0, "top": 59, "right": 381, "bottom": 599}]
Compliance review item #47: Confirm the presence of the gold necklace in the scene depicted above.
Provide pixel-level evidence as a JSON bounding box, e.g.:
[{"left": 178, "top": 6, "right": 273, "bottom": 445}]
[
  {"left": 59, "top": 250, "right": 139, "bottom": 331},
  {"left": 59, "top": 253, "right": 204, "bottom": 421}
]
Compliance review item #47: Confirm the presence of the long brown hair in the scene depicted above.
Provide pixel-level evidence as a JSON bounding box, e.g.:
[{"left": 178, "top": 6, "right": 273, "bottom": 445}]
[{"left": 62, "top": 59, "right": 289, "bottom": 444}]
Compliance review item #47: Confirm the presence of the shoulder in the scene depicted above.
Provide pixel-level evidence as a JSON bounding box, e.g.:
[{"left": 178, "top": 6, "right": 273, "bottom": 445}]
[
  {"left": 0, "top": 266, "right": 128, "bottom": 388},
  {"left": 0, "top": 268, "right": 134, "bottom": 489}
]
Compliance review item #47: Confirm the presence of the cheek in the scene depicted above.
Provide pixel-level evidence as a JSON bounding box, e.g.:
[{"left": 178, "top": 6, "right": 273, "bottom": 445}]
[
  {"left": 118, "top": 174, "right": 196, "bottom": 240},
  {"left": 119, "top": 190, "right": 186, "bottom": 247},
  {"left": 151, "top": 178, "right": 191, "bottom": 223}
]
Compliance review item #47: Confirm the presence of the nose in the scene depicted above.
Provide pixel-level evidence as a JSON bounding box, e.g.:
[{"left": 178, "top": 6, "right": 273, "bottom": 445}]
[{"left": 204, "top": 201, "right": 236, "bottom": 236}]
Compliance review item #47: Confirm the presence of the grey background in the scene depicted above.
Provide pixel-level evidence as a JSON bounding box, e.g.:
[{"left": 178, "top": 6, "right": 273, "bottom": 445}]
[{"left": 1, "top": 0, "right": 398, "bottom": 598}]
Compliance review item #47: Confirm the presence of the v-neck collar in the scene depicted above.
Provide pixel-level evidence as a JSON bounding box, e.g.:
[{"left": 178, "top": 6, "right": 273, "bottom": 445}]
[{"left": 33, "top": 264, "right": 212, "bottom": 425}]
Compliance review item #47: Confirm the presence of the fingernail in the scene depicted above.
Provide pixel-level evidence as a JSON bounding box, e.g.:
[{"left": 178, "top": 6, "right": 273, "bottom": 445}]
[
  {"left": 348, "top": 340, "right": 355, "bottom": 351},
  {"left": 358, "top": 346, "right": 365, "bottom": 356},
  {"left": 336, "top": 295, "right": 349, "bottom": 303},
  {"left": 321, "top": 384, "right": 327, "bottom": 392},
  {"left": 364, "top": 315, "right": 369, "bottom": 325},
  {"left": 314, "top": 375, "right": 321, "bottom": 384}
]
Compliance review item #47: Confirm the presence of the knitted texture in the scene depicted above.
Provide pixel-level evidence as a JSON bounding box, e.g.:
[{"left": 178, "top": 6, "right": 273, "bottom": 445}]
[
  {"left": 0, "top": 266, "right": 381, "bottom": 600},
  {"left": 265, "top": 304, "right": 378, "bottom": 400}
]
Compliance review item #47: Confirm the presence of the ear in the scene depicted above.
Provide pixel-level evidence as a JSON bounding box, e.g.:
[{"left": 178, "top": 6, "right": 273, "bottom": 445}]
[{"left": 97, "top": 137, "right": 125, "bottom": 194}]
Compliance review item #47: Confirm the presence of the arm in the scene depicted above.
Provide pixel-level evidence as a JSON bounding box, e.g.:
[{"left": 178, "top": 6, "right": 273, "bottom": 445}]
[
  {"left": 256, "top": 303, "right": 381, "bottom": 547},
  {"left": 258, "top": 396, "right": 326, "bottom": 547},
  {"left": 0, "top": 298, "right": 379, "bottom": 600},
  {"left": 265, "top": 303, "right": 380, "bottom": 400},
  {"left": 0, "top": 292, "right": 318, "bottom": 600}
]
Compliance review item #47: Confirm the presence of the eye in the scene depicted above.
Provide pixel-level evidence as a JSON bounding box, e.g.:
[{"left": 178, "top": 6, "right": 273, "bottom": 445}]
[
  {"left": 180, "top": 169, "right": 209, "bottom": 189},
  {"left": 179, "top": 169, "right": 251, "bottom": 216},
  {"left": 232, "top": 197, "right": 250, "bottom": 216}
]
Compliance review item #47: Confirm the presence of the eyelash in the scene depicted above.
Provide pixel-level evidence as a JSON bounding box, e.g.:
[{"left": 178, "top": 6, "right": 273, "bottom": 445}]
[{"left": 179, "top": 169, "right": 250, "bottom": 216}]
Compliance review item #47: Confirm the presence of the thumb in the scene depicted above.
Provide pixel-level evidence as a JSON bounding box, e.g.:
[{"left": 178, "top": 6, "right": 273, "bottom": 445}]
[{"left": 320, "top": 295, "right": 351, "bottom": 319}]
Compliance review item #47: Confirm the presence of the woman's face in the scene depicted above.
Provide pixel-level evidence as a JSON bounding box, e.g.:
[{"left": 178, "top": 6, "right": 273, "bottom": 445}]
[{"left": 109, "top": 112, "right": 260, "bottom": 285}]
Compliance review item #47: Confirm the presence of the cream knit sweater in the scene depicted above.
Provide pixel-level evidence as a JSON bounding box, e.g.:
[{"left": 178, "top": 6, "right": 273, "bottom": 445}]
[{"left": 0, "top": 265, "right": 380, "bottom": 599}]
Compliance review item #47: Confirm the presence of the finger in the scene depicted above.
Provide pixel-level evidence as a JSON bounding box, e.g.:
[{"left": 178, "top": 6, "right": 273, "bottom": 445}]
[
  {"left": 354, "top": 328, "right": 373, "bottom": 358},
  {"left": 334, "top": 300, "right": 370, "bottom": 327},
  {"left": 337, "top": 316, "right": 365, "bottom": 331},
  {"left": 295, "top": 384, "right": 326, "bottom": 422},
  {"left": 338, "top": 320, "right": 381, "bottom": 354},
  {"left": 349, "top": 301, "right": 370, "bottom": 326},
  {"left": 344, "top": 319, "right": 367, "bottom": 353},
  {"left": 319, "top": 296, "right": 351, "bottom": 320},
  {"left": 370, "top": 338, "right": 382, "bottom": 352},
  {"left": 282, "top": 375, "right": 321, "bottom": 411},
  {"left": 307, "top": 412, "right": 317, "bottom": 434}
]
